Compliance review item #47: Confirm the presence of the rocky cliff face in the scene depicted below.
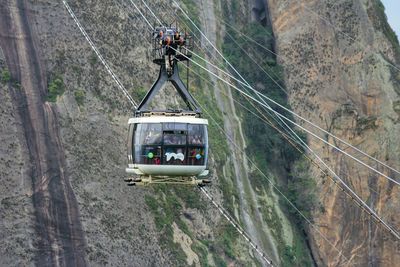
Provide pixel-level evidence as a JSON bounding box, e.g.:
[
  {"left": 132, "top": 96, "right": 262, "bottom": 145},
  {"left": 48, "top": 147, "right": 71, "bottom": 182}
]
[
  {"left": 1, "top": 0, "right": 283, "bottom": 266},
  {"left": 1, "top": 0, "right": 399, "bottom": 266},
  {"left": 267, "top": 0, "right": 400, "bottom": 265}
]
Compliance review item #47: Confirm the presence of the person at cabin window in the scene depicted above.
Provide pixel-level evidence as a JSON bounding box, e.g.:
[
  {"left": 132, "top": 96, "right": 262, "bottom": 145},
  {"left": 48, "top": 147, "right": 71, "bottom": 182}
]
[
  {"left": 189, "top": 149, "right": 196, "bottom": 165},
  {"left": 191, "top": 135, "right": 202, "bottom": 145},
  {"left": 149, "top": 132, "right": 161, "bottom": 144},
  {"left": 171, "top": 135, "right": 179, "bottom": 145},
  {"left": 164, "top": 134, "right": 172, "bottom": 145}
]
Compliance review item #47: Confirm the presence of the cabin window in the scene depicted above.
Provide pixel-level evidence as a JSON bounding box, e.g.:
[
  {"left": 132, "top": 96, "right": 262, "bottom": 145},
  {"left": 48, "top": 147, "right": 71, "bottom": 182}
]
[
  {"left": 188, "top": 124, "right": 205, "bottom": 145},
  {"left": 127, "top": 123, "right": 135, "bottom": 164},
  {"left": 141, "top": 146, "right": 162, "bottom": 165},
  {"left": 133, "top": 122, "right": 207, "bottom": 166},
  {"left": 187, "top": 147, "right": 205, "bottom": 165},
  {"left": 136, "top": 123, "right": 162, "bottom": 145},
  {"left": 163, "top": 146, "right": 186, "bottom": 165}
]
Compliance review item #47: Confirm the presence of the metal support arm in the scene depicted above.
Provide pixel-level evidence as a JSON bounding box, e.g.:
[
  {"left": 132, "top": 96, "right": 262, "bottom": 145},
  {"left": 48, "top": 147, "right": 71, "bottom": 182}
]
[{"left": 136, "top": 61, "right": 201, "bottom": 114}]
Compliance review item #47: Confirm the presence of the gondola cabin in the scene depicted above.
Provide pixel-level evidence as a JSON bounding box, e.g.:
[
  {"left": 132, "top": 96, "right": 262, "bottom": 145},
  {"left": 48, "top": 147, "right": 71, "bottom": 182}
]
[
  {"left": 126, "top": 116, "right": 209, "bottom": 177},
  {"left": 125, "top": 25, "right": 210, "bottom": 185}
]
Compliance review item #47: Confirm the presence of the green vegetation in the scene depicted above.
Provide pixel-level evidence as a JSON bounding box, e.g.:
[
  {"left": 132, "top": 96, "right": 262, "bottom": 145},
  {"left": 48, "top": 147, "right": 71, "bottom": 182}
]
[
  {"left": 173, "top": 186, "right": 203, "bottom": 210},
  {"left": 191, "top": 242, "right": 209, "bottom": 267},
  {"left": 1, "top": 68, "right": 11, "bottom": 84},
  {"left": 144, "top": 186, "right": 197, "bottom": 266},
  {"left": 286, "top": 159, "right": 319, "bottom": 226},
  {"left": 369, "top": 0, "right": 400, "bottom": 55},
  {"left": 221, "top": 16, "right": 314, "bottom": 265},
  {"left": 144, "top": 183, "right": 243, "bottom": 266},
  {"left": 282, "top": 246, "right": 296, "bottom": 265},
  {"left": 393, "top": 100, "right": 400, "bottom": 115},
  {"left": 356, "top": 115, "right": 378, "bottom": 135},
  {"left": 222, "top": 22, "right": 301, "bottom": 170},
  {"left": 213, "top": 255, "right": 227, "bottom": 267},
  {"left": 131, "top": 86, "right": 147, "bottom": 102},
  {"left": 180, "top": 0, "right": 201, "bottom": 32},
  {"left": 74, "top": 89, "right": 85, "bottom": 106},
  {"left": 218, "top": 224, "right": 238, "bottom": 259},
  {"left": 47, "top": 75, "right": 65, "bottom": 102}
]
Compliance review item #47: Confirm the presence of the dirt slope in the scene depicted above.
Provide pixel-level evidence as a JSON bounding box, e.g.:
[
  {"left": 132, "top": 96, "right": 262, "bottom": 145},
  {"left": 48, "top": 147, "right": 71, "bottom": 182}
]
[{"left": 0, "top": 1, "right": 86, "bottom": 265}]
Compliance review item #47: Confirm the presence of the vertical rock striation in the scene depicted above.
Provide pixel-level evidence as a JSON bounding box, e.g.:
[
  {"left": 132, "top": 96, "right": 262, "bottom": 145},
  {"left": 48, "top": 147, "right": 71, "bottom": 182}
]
[
  {"left": 267, "top": 0, "right": 400, "bottom": 265},
  {"left": 0, "top": 0, "right": 87, "bottom": 265}
]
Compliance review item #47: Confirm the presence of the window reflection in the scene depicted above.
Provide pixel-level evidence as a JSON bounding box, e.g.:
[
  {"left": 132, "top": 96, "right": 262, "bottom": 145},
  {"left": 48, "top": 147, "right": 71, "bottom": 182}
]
[
  {"left": 141, "top": 146, "right": 161, "bottom": 164},
  {"left": 163, "top": 133, "right": 186, "bottom": 145},
  {"left": 142, "top": 123, "right": 162, "bottom": 145},
  {"left": 133, "top": 123, "right": 207, "bottom": 166},
  {"left": 188, "top": 124, "right": 204, "bottom": 145}
]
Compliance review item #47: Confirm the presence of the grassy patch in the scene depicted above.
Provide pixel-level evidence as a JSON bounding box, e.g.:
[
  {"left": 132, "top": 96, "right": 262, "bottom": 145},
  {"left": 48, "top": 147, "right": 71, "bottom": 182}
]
[
  {"left": 1, "top": 68, "right": 11, "bottom": 84},
  {"left": 131, "top": 86, "right": 147, "bottom": 103},
  {"left": 74, "top": 89, "right": 86, "bottom": 106},
  {"left": 219, "top": 224, "right": 239, "bottom": 259},
  {"left": 173, "top": 186, "right": 203, "bottom": 210},
  {"left": 47, "top": 75, "right": 65, "bottom": 102},
  {"left": 144, "top": 187, "right": 191, "bottom": 266},
  {"left": 191, "top": 242, "right": 209, "bottom": 267},
  {"left": 284, "top": 158, "right": 319, "bottom": 227}
]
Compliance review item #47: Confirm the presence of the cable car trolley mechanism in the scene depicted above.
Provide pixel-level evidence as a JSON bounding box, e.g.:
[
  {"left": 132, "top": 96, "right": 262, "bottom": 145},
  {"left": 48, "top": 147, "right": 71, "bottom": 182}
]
[{"left": 125, "top": 25, "right": 210, "bottom": 186}]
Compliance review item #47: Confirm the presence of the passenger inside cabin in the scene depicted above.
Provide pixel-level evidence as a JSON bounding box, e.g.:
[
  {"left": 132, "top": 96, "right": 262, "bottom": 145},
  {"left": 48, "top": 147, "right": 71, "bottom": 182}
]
[
  {"left": 164, "top": 134, "right": 172, "bottom": 145},
  {"left": 191, "top": 135, "right": 202, "bottom": 145},
  {"left": 144, "top": 125, "right": 162, "bottom": 144}
]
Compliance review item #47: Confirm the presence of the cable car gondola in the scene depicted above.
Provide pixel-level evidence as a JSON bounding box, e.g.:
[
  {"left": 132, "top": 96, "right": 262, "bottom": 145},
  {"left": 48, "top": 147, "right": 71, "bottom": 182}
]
[{"left": 125, "top": 26, "right": 210, "bottom": 186}]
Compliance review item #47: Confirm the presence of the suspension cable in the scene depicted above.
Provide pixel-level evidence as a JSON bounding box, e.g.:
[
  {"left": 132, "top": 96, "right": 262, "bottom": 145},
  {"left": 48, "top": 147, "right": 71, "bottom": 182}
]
[
  {"left": 199, "top": 187, "right": 274, "bottom": 266},
  {"left": 224, "top": 30, "right": 285, "bottom": 88},
  {"left": 211, "top": 11, "right": 400, "bottom": 178},
  {"left": 140, "top": 0, "right": 162, "bottom": 26},
  {"left": 170, "top": 51, "right": 400, "bottom": 239},
  {"left": 127, "top": 0, "right": 152, "bottom": 29},
  {"left": 192, "top": 96, "right": 349, "bottom": 262},
  {"left": 170, "top": 46, "right": 400, "bottom": 187},
  {"left": 62, "top": 0, "right": 137, "bottom": 108},
  {"left": 170, "top": 3, "right": 400, "bottom": 183},
  {"left": 181, "top": 61, "right": 393, "bottom": 235},
  {"left": 137, "top": 0, "right": 400, "bottom": 240}
]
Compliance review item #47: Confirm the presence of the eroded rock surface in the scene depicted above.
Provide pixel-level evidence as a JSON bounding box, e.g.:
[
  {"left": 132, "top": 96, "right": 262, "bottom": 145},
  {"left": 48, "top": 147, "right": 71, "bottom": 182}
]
[{"left": 267, "top": 0, "right": 400, "bottom": 265}]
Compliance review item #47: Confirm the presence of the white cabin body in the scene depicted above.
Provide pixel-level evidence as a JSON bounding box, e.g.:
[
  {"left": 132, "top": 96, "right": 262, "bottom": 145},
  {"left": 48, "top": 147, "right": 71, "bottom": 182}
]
[{"left": 126, "top": 116, "right": 209, "bottom": 177}]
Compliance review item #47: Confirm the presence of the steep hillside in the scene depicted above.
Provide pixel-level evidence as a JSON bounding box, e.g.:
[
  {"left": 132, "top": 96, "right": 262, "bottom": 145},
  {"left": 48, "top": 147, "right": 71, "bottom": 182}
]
[
  {"left": 1, "top": 0, "right": 399, "bottom": 266},
  {"left": 1, "top": 0, "right": 301, "bottom": 266}
]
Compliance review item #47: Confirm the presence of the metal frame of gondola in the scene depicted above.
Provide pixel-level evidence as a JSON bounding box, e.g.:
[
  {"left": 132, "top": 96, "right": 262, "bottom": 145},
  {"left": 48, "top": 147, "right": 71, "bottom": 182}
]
[{"left": 126, "top": 25, "right": 209, "bottom": 186}]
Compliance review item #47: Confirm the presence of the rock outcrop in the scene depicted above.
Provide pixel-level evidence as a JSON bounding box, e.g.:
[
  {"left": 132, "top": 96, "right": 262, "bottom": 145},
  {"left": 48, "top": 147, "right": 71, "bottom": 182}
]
[
  {"left": 267, "top": 0, "right": 400, "bottom": 265},
  {"left": 1, "top": 0, "right": 399, "bottom": 266}
]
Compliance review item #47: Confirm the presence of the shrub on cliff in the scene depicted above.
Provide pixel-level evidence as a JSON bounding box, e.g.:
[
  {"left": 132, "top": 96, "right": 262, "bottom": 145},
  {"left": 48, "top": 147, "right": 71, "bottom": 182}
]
[
  {"left": 287, "top": 158, "right": 319, "bottom": 225},
  {"left": 1, "top": 68, "right": 11, "bottom": 84},
  {"left": 74, "top": 89, "right": 85, "bottom": 106},
  {"left": 47, "top": 75, "right": 64, "bottom": 102}
]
